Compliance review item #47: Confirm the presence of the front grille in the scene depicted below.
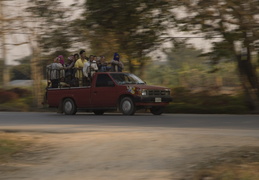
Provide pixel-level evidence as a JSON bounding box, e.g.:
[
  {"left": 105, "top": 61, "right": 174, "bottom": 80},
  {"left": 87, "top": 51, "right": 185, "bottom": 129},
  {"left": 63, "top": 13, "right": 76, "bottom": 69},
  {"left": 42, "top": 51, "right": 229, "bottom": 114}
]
[{"left": 147, "top": 90, "right": 170, "bottom": 96}]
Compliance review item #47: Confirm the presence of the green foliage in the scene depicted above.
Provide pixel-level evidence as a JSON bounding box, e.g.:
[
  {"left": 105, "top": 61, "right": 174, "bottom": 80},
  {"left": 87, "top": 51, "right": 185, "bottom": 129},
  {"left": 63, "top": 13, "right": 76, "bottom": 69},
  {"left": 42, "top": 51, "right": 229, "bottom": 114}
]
[
  {"left": 0, "top": 90, "right": 18, "bottom": 104},
  {"left": 173, "top": 0, "right": 259, "bottom": 40},
  {"left": 165, "top": 87, "right": 248, "bottom": 114},
  {"left": 26, "top": 0, "right": 71, "bottom": 57},
  {"left": 0, "top": 134, "right": 30, "bottom": 163},
  {"left": 0, "top": 99, "right": 30, "bottom": 112},
  {"left": 10, "top": 56, "right": 31, "bottom": 80},
  {"left": 7, "top": 88, "right": 31, "bottom": 98},
  {"left": 11, "top": 64, "right": 30, "bottom": 80},
  {"left": 171, "top": 0, "right": 259, "bottom": 74},
  {"left": 0, "top": 59, "right": 4, "bottom": 85},
  {"left": 0, "top": 88, "right": 32, "bottom": 111},
  {"left": 80, "top": 0, "right": 174, "bottom": 72},
  {"left": 164, "top": 41, "right": 205, "bottom": 70},
  {"left": 0, "top": 139, "right": 22, "bottom": 162},
  {"left": 145, "top": 42, "right": 211, "bottom": 87},
  {"left": 191, "top": 147, "right": 259, "bottom": 180},
  {"left": 144, "top": 41, "right": 241, "bottom": 90}
]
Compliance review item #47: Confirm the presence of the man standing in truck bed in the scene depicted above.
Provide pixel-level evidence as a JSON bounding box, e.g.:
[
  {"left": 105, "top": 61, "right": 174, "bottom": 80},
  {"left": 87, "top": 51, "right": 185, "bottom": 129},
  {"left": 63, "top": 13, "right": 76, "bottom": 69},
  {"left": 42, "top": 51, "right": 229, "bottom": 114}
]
[
  {"left": 74, "top": 50, "right": 87, "bottom": 86},
  {"left": 83, "top": 55, "right": 98, "bottom": 85},
  {"left": 47, "top": 56, "right": 64, "bottom": 88},
  {"left": 111, "top": 52, "right": 124, "bottom": 72}
]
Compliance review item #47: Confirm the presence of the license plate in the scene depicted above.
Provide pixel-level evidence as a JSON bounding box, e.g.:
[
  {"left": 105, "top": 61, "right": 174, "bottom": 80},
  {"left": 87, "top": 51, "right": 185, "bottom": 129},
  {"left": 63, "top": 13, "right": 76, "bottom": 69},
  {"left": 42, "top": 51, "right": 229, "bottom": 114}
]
[{"left": 155, "top": 98, "right": 162, "bottom": 102}]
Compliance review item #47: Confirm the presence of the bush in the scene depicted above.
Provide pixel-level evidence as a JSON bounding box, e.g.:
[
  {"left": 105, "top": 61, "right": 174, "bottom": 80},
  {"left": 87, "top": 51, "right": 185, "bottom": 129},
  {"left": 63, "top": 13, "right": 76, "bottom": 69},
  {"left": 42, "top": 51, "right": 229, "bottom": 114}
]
[
  {"left": 0, "top": 90, "right": 18, "bottom": 104},
  {"left": 7, "top": 88, "right": 31, "bottom": 98},
  {"left": 0, "top": 88, "right": 32, "bottom": 111},
  {"left": 0, "top": 99, "right": 30, "bottom": 112},
  {"left": 166, "top": 87, "right": 249, "bottom": 114}
]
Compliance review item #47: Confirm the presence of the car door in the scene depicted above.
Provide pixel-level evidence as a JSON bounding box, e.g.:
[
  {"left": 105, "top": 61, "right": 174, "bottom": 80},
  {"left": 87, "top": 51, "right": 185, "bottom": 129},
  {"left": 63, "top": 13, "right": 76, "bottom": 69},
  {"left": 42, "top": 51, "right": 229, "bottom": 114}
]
[{"left": 91, "top": 74, "right": 118, "bottom": 107}]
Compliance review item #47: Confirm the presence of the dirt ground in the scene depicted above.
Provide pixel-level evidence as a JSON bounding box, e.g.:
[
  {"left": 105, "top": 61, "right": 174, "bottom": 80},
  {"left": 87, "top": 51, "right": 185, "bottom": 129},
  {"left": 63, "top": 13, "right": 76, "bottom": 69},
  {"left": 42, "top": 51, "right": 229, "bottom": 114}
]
[{"left": 1, "top": 128, "right": 259, "bottom": 180}]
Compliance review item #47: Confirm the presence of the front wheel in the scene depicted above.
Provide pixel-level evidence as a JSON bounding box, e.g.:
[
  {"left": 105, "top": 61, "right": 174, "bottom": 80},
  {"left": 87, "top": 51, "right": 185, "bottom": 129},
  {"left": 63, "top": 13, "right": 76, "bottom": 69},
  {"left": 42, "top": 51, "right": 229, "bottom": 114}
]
[
  {"left": 63, "top": 98, "right": 77, "bottom": 115},
  {"left": 119, "top": 97, "right": 135, "bottom": 115},
  {"left": 150, "top": 106, "right": 164, "bottom": 115}
]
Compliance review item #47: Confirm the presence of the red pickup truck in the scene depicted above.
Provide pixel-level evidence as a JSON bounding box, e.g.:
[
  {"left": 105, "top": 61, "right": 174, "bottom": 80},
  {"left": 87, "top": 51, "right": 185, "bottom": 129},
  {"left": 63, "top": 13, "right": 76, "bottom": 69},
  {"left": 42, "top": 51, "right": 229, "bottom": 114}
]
[{"left": 46, "top": 72, "right": 172, "bottom": 115}]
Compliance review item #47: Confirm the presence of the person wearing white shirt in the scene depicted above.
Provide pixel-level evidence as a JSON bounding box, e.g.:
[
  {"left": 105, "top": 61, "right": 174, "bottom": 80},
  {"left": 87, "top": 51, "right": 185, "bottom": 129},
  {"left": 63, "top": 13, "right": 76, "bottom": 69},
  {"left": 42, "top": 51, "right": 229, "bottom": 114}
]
[
  {"left": 83, "top": 55, "right": 98, "bottom": 83},
  {"left": 47, "top": 57, "right": 65, "bottom": 88}
]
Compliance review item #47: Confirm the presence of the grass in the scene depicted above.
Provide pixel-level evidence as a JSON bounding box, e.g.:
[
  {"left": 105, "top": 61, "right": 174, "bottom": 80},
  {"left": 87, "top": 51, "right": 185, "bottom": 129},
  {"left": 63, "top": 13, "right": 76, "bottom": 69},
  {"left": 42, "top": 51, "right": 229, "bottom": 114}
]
[
  {"left": 187, "top": 147, "right": 259, "bottom": 180},
  {"left": 0, "top": 133, "right": 30, "bottom": 163},
  {"left": 165, "top": 87, "right": 249, "bottom": 114}
]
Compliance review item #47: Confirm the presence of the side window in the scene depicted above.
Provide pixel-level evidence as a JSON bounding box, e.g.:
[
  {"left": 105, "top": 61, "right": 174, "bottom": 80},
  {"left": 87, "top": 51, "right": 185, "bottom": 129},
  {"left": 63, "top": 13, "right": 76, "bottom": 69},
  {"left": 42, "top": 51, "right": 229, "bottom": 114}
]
[{"left": 96, "top": 74, "right": 115, "bottom": 87}]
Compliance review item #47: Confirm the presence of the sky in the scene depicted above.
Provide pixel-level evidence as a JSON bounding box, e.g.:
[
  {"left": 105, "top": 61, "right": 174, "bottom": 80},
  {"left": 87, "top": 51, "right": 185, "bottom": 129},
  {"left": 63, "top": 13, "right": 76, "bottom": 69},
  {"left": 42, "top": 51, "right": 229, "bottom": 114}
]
[{"left": 2, "top": 0, "right": 213, "bottom": 65}]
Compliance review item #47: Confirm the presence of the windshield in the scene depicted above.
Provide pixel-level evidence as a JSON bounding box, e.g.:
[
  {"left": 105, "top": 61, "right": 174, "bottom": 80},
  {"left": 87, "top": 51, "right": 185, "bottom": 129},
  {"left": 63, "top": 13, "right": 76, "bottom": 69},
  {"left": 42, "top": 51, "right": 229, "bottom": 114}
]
[{"left": 110, "top": 73, "right": 145, "bottom": 85}]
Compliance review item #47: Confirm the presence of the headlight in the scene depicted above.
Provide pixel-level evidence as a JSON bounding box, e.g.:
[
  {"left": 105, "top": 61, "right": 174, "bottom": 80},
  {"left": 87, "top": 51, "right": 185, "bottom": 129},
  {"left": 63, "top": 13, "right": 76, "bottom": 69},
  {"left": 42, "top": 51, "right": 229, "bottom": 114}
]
[
  {"left": 165, "top": 89, "right": 171, "bottom": 95},
  {"left": 141, "top": 89, "right": 147, "bottom": 96}
]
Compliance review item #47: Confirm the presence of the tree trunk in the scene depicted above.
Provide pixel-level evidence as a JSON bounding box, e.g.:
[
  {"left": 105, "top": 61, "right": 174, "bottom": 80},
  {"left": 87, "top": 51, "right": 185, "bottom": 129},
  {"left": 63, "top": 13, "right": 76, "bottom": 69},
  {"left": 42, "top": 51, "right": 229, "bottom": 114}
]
[
  {"left": 127, "top": 56, "right": 134, "bottom": 73},
  {"left": 237, "top": 53, "right": 259, "bottom": 112},
  {"left": 30, "top": 47, "right": 43, "bottom": 108},
  {"left": 0, "top": 0, "right": 9, "bottom": 88},
  {"left": 138, "top": 56, "right": 146, "bottom": 79}
]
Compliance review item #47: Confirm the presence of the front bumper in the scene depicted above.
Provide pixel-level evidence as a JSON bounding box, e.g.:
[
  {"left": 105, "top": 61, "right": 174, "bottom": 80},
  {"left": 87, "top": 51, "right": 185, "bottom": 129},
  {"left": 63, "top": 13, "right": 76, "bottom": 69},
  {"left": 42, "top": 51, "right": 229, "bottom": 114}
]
[{"left": 134, "top": 96, "right": 173, "bottom": 104}]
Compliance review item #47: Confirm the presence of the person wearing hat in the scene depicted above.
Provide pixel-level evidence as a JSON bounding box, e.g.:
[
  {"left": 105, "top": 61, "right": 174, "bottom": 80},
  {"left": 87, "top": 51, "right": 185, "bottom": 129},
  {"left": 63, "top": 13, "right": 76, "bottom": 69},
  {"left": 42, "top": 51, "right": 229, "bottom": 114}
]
[
  {"left": 58, "top": 55, "right": 65, "bottom": 66},
  {"left": 110, "top": 52, "right": 124, "bottom": 72}
]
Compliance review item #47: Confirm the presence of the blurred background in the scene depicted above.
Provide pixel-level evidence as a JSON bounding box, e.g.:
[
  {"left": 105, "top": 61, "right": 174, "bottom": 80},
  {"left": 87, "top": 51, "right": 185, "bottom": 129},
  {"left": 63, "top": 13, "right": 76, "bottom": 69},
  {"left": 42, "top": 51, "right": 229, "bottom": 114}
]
[{"left": 0, "top": 0, "right": 258, "bottom": 113}]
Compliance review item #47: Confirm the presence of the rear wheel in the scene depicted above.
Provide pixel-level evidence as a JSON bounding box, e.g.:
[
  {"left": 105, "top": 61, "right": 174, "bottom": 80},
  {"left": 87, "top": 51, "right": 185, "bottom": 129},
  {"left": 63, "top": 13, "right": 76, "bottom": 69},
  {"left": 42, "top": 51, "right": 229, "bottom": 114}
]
[
  {"left": 93, "top": 110, "right": 104, "bottom": 115},
  {"left": 63, "top": 98, "right": 77, "bottom": 115},
  {"left": 150, "top": 106, "right": 164, "bottom": 115},
  {"left": 119, "top": 97, "right": 135, "bottom": 115}
]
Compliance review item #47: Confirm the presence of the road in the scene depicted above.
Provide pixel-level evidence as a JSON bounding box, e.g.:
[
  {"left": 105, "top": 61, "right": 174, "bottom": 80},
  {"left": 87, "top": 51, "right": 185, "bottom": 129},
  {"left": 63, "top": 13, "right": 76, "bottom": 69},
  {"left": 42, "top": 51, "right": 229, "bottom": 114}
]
[{"left": 0, "top": 112, "right": 259, "bottom": 180}]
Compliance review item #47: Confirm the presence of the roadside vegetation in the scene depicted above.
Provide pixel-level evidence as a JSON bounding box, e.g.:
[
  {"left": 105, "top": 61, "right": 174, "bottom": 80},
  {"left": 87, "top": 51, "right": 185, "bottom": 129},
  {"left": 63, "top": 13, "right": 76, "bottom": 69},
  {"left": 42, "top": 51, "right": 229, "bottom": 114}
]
[
  {"left": 186, "top": 147, "right": 259, "bottom": 180},
  {"left": 0, "top": 88, "right": 32, "bottom": 112},
  {"left": 166, "top": 87, "right": 248, "bottom": 114},
  {"left": 1, "top": 0, "right": 258, "bottom": 111},
  {"left": 0, "top": 133, "right": 30, "bottom": 163},
  {"left": 0, "top": 86, "right": 249, "bottom": 114},
  {"left": 3, "top": 43, "right": 253, "bottom": 114}
]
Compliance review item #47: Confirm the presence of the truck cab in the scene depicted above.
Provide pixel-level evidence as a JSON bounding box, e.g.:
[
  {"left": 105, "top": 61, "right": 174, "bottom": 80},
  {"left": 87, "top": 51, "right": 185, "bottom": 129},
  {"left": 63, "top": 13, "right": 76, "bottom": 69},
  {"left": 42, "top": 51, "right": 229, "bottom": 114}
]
[{"left": 46, "top": 72, "right": 172, "bottom": 115}]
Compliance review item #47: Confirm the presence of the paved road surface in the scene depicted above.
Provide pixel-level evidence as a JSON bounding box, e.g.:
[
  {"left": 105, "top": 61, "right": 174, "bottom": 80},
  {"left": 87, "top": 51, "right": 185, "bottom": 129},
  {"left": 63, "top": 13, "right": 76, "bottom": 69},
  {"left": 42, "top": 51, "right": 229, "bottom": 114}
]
[
  {"left": 0, "top": 112, "right": 259, "bottom": 180},
  {"left": 1, "top": 112, "right": 259, "bottom": 131}
]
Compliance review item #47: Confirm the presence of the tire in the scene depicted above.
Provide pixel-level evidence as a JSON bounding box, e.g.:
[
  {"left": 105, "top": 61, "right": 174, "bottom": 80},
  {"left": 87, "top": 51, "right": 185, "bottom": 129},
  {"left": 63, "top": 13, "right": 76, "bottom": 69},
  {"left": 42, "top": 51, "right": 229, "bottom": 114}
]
[
  {"left": 119, "top": 97, "right": 136, "bottom": 115},
  {"left": 93, "top": 110, "right": 104, "bottom": 115},
  {"left": 63, "top": 98, "right": 77, "bottom": 115},
  {"left": 150, "top": 106, "right": 164, "bottom": 115}
]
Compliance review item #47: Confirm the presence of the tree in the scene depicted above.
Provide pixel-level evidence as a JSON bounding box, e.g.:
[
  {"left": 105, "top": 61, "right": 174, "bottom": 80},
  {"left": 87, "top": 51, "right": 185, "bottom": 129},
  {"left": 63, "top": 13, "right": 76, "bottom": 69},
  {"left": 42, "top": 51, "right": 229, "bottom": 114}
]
[
  {"left": 79, "top": 0, "right": 174, "bottom": 75},
  {"left": 0, "top": 0, "right": 19, "bottom": 88},
  {"left": 146, "top": 41, "right": 207, "bottom": 87},
  {"left": 164, "top": 41, "right": 204, "bottom": 70},
  {"left": 21, "top": 0, "right": 72, "bottom": 107},
  {"left": 26, "top": 0, "right": 71, "bottom": 57},
  {"left": 172, "top": 0, "right": 259, "bottom": 111},
  {"left": 11, "top": 56, "right": 31, "bottom": 80}
]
